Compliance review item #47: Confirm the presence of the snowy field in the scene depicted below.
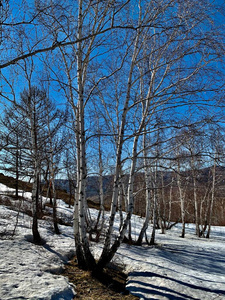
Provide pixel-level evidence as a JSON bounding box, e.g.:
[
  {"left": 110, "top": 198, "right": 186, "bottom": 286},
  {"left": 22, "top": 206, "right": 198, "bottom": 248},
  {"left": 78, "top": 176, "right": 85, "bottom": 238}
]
[{"left": 0, "top": 183, "right": 225, "bottom": 300}]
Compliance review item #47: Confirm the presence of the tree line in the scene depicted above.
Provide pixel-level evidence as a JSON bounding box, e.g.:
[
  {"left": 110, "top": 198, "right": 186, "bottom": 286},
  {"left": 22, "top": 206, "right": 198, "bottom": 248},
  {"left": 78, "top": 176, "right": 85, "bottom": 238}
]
[{"left": 0, "top": 0, "right": 225, "bottom": 273}]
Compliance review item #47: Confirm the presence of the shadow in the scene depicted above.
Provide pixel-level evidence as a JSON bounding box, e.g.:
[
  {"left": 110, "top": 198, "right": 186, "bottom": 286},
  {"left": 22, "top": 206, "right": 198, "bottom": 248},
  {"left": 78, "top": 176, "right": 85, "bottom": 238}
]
[
  {"left": 60, "top": 232, "right": 74, "bottom": 238},
  {"left": 24, "top": 234, "right": 70, "bottom": 263},
  {"left": 42, "top": 243, "right": 68, "bottom": 263},
  {"left": 124, "top": 243, "right": 225, "bottom": 277},
  {"left": 127, "top": 284, "right": 195, "bottom": 300},
  {"left": 122, "top": 241, "right": 225, "bottom": 299},
  {"left": 128, "top": 271, "right": 225, "bottom": 295},
  {"left": 24, "top": 234, "right": 46, "bottom": 246},
  {"left": 152, "top": 244, "right": 225, "bottom": 276}
]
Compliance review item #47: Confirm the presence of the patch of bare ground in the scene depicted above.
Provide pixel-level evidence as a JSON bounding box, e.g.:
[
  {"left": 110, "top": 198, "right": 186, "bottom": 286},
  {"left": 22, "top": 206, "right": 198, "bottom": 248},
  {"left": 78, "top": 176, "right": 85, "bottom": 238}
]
[{"left": 63, "top": 258, "right": 139, "bottom": 300}]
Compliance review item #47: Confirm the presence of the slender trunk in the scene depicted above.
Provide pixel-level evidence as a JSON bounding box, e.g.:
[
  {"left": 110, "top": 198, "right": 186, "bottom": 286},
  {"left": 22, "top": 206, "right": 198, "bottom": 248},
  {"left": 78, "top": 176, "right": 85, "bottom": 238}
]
[
  {"left": 150, "top": 187, "right": 157, "bottom": 245},
  {"left": 74, "top": 0, "right": 96, "bottom": 270},
  {"left": 15, "top": 155, "right": 19, "bottom": 199},
  {"left": 99, "top": 40, "right": 139, "bottom": 263},
  {"left": 32, "top": 167, "right": 41, "bottom": 244},
  {"left": 167, "top": 181, "right": 173, "bottom": 229},
  {"left": 150, "top": 126, "right": 161, "bottom": 245},
  {"left": 74, "top": 107, "right": 85, "bottom": 268},
  {"left": 48, "top": 185, "right": 53, "bottom": 205},
  {"left": 206, "top": 159, "right": 216, "bottom": 238},
  {"left": 68, "top": 179, "right": 73, "bottom": 208},
  {"left": 76, "top": 78, "right": 95, "bottom": 269},
  {"left": 160, "top": 172, "right": 166, "bottom": 234},
  {"left": 177, "top": 158, "right": 186, "bottom": 238},
  {"left": 118, "top": 180, "right": 124, "bottom": 231},
  {"left": 29, "top": 96, "right": 41, "bottom": 244},
  {"left": 74, "top": 193, "right": 86, "bottom": 268},
  {"left": 190, "top": 154, "right": 200, "bottom": 237},
  {"left": 51, "top": 169, "right": 60, "bottom": 235},
  {"left": 125, "top": 136, "right": 139, "bottom": 243},
  {"left": 199, "top": 182, "right": 210, "bottom": 237},
  {"left": 178, "top": 181, "right": 185, "bottom": 238},
  {"left": 15, "top": 137, "right": 19, "bottom": 198},
  {"left": 136, "top": 133, "right": 151, "bottom": 245},
  {"left": 150, "top": 166, "right": 157, "bottom": 246},
  {"left": 94, "top": 133, "right": 105, "bottom": 238},
  {"left": 193, "top": 175, "right": 200, "bottom": 237},
  {"left": 98, "top": 3, "right": 146, "bottom": 264},
  {"left": 47, "top": 171, "right": 53, "bottom": 206},
  {"left": 98, "top": 100, "right": 144, "bottom": 270},
  {"left": 136, "top": 177, "right": 151, "bottom": 245}
]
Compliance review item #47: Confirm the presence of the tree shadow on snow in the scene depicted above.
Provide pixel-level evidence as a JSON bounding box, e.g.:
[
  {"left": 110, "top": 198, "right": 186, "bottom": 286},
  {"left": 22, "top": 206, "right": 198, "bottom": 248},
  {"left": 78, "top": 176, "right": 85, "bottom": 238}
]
[
  {"left": 127, "top": 271, "right": 225, "bottom": 300},
  {"left": 125, "top": 243, "right": 225, "bottom": 277},
  {"left": 154, "top": 244, "right": 225, "bottom": 276}
]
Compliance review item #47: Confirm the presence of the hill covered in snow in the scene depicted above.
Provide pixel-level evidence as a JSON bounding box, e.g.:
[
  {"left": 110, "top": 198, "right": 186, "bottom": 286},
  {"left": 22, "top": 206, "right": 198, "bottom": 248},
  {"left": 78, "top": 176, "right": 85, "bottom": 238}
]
[{"left": 0, "top": 183, "right": 225, "bottom": 299}]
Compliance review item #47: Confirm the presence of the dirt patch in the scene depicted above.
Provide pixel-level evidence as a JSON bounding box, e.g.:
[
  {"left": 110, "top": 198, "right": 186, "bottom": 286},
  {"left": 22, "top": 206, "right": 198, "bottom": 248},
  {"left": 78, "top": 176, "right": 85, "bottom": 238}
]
[{"left": 63, "top": 258, "right": 139, "bottom": 300}]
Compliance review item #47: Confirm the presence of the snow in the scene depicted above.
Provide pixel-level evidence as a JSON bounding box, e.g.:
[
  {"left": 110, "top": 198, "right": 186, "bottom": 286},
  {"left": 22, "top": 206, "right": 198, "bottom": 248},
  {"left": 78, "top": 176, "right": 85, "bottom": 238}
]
[
  {"left": 0, "top": 201, "right": 76, "bottom": 299},
  {"left": 1, "top": 183, "right": 225, "bottom": 300},
  {"left": 105, "top": 214, "right": 225, "bottom": 299},
  {"left": 120, "top": 226, "right": 225, "bottom": 300}
]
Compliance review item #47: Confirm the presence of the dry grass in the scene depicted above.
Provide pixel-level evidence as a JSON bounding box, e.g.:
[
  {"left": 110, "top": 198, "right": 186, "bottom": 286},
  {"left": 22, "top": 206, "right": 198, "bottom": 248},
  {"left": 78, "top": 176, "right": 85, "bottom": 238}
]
[{"left": 63, "top": 258, "right": 139, "bottom": 300}]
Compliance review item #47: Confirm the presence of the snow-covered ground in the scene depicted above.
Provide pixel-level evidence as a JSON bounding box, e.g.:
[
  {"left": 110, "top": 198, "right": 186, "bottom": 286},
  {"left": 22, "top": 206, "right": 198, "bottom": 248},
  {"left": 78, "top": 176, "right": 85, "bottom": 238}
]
[
  {"left": 0, "top": 184, "right": 76, "bottom": 300},
  {"left": 118, "top": 224, "right": 225, "bottom": 300},
  {"left": 0, "top": 183, "right": 225, "bottom": 300}
]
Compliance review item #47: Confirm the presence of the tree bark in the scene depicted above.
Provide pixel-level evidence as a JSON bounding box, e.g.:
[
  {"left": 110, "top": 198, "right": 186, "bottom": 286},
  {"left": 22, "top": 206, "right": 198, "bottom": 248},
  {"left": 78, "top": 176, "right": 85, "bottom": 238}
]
[{"left": 32, "top": 167, "right": 41, "bottom": 244}]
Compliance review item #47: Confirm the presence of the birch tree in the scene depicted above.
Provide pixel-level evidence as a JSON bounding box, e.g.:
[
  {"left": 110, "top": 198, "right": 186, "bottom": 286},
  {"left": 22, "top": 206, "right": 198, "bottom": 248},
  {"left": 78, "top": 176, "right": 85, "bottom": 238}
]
[
  {"left": 75, "top": 0, "right": 225, "bottom": 270},
  {"left": 174, "top": 145, "right": 188, "bottom": 238},
  {"left": 205, "top": 128, "right": 225, "bottom": 238},
  {"left": 0, "top": 0, "right": 224, "bottom": 271},
  {"left": 136, "top": 130, "right": 152, "bottom": 245}
]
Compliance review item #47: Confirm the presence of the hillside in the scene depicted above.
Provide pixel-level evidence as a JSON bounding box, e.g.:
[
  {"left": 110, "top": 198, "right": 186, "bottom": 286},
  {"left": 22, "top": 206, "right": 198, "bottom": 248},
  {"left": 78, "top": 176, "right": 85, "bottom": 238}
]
[
  {"left": 0, "top": 181, "right": 225, "bottom": 299},
  {"left": 55, "top": 166, "right": 225, "bottom": 226},
  {"left": 1, "top": 168, "right": 225, "bottom": 226}
]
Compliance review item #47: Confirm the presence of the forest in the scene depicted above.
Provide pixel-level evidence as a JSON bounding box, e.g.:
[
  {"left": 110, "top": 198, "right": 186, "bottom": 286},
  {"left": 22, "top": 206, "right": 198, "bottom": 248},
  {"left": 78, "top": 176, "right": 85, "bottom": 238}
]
[{"left": 0, "top": 0, "right": 225, "bottom": 275}]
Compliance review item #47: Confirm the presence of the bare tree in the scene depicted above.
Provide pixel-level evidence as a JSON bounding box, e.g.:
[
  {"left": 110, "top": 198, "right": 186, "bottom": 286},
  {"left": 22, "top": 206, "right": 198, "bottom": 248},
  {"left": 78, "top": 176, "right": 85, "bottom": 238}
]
[
  {"left": 0, "top": 0, "right": 224, "bottom": 271},
  {"left": 0, "top": 111, "right": 26, "bottom": 197}
]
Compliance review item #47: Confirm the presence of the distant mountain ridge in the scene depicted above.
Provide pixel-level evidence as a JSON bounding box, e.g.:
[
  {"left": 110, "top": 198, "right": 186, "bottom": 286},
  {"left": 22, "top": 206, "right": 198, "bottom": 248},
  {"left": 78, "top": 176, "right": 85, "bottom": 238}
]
[{"left": 55, "top": 175, "right": 114, "bottom": 198}]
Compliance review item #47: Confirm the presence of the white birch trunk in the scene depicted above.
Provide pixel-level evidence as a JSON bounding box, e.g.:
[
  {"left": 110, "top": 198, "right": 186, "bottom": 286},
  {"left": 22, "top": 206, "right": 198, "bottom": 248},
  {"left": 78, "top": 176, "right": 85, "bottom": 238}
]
[
  {"left": 136, "top": 132, "right": 152, "bottom": 245},
  {"left": 167, "top": 180, "right": 173, "bottom": 229},
  {"left": 177, "top": 168, "right": 186, "bottom": 238},
  {"left": 191, "top": 155, "right": 200, "bottom": 237},
  {"left": 206, "top": 157, "right": 216, "bottom": 238},
  {"left": 94, "top": 123, "right": 105, "bottom": 239},
  {"left": 97, "top": 3, "right": 145, "bottom": 269},
  {"left": 73, "top": 0, "right": 96, "bottom": 269},
  {"left": 150, "top": 166, "right": 157, "bottom": 245},
  {"left": 99, "top": 25, "right": 142, "bottom": 263},
  {"left": 160, "top": 172, "right": 166, "bottom": 234},
  {"left": 118, "top": 180, "right": 124, "bottom": 231}
]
